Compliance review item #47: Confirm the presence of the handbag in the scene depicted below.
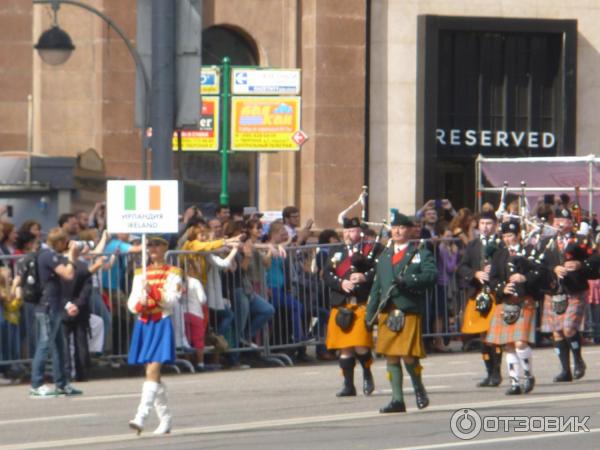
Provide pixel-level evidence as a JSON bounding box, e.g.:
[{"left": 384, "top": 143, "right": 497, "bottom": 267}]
[
  {"left": 551, "top": 294, "right": 568, "bottom": 315},
  {"left": 335, "top": 306, "right": 355, "bottom": 331},
  {"left": 206, "top": 329, "right": 229, "bottom": 353},
  {"left": 502, "top": 303, "right": 522, "bottom": 325},
  {"left": 386, "top": 309, "right": 405, "bottom": 332}
]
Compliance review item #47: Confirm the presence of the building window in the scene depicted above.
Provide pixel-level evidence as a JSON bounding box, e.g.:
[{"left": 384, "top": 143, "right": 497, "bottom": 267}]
[
  {"left": 437, "top": 31, "right": 564, "bottom": 156},
  {"left": 417, "top": 16, "right": 576, "bottom": 208}
]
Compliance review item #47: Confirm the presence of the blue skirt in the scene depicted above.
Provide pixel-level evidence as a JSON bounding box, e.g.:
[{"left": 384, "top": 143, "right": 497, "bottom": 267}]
[{"left": 128, "top": 317, "right": 175, "bottom": 365}]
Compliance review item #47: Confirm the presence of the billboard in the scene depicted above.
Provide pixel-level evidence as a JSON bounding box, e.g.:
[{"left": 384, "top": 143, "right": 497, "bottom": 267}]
[{"left": 231, "top": 96, "right": 301, "bottom": 151}]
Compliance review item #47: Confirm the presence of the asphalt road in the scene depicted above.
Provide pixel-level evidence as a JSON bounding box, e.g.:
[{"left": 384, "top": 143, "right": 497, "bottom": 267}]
[{"left": 1, "top": 346, "right": 600, "bottom": 450}]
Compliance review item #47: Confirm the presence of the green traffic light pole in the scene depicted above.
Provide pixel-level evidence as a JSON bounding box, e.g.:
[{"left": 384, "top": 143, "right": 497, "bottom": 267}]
[{"left": 219, "top": 56, "right": 231, "bottom": 207}]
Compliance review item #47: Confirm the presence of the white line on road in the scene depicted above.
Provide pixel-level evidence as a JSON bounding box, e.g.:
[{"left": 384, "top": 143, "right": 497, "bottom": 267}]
[
  {"left": 73, "top": 393, "right": 140, "bottom": 401},
  {"left": 3, "top": 391, "right": 600, "bottom": 449},
  {"left": 0, "top": 413, "right": 97, "bottom": 427},
  {"left": 384, "top": 428, "right": 600, "bottom": 449}
]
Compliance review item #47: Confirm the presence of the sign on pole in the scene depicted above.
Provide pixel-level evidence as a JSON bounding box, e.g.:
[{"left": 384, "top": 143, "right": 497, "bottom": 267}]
[
  {"left": 231, "top": 68, "right": 301, "bottom": 95},
  {"left": 106, "top": 180, "right": 179, "bottom": 233},
  {"left": 231, "top": 96, "right": 302, "bottom": 151},
  {"left": 172, "top": 97, "right": 220, "bottom": 151},
  {"left": 201, "top": 67, "right": 220, "bottom": 95}
]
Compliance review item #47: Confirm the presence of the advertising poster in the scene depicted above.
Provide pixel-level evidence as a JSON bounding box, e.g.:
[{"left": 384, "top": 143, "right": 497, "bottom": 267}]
[{"left": 231, "top": 96, "right": 301, "bottom": 151}]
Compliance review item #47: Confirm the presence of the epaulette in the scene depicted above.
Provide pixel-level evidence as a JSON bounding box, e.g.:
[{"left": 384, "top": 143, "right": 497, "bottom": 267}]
[{"left": 169, "top": 266, "right": 183, "bottom": 276}]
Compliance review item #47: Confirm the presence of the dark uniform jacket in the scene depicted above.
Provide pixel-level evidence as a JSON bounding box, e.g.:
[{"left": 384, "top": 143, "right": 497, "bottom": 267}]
[
  {"left": 457, "top": 236, "right": 499, "bottom": 299},
  {"left": 490, "top": 244, "right": 548, "bottom": 302},
  {"left": 324, "top": 242, "right": 381, "bottom": 307},
  {"left": 541, "top": 234, "right": 589, "bottom": 294},
  {"left": 366, "top": 242, "right": 437, "bottom": 320}
]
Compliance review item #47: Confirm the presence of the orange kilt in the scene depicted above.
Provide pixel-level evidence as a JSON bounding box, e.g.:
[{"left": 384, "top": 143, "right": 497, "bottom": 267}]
[
  {"left": 326, "top": 304, "right": 373, "bottom": 350},
  {"left": 461, "top": 294, "right": 497, "bottom": 334},
  {"left": 375, "top": 311, "right": 425, "bottom": 358}
]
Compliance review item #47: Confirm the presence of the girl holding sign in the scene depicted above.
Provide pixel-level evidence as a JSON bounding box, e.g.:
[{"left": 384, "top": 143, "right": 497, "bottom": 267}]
[{"left": 127, "top": 234, "right": 182, "bottom": 435}]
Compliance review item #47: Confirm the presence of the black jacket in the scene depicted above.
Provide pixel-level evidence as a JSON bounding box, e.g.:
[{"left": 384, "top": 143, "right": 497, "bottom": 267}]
[{"left": 323, "top": 242, "right": 382, "bottom": 307}]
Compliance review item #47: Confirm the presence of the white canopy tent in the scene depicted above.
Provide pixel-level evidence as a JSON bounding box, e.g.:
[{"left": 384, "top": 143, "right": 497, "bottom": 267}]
[{"left": 475, "top": 154, "right": 600, "bottom": 216}]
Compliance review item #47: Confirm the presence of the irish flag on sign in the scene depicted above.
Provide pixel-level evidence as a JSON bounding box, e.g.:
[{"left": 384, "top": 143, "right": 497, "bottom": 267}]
[
  {"left": 123, "top": 185, "right": 162, "bottom": 211},
  {"left": 106, "top": 180, "right": 178, "bottom": 234}
]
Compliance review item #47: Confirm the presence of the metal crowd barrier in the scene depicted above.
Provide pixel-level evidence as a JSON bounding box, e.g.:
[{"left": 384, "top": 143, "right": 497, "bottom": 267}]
[{"left": 3, "top": 238, "right": 599, "bottom": 378}]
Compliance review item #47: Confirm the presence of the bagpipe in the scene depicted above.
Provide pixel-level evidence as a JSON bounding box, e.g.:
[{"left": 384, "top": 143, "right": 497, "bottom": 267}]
[
  {"left": 474, "top": 237, "right": 502, "bottom": 315},
  {"left": 338, "top": 186, "right": 387, "bottom": 273}
]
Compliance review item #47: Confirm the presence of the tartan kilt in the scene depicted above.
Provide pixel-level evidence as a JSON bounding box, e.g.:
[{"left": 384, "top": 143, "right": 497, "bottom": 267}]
[
  {"left": 326, "top": 304, "right": 373, "bottom": 349},
  {"left": 540, "top": 292, "right": 586, "bottom": 333},
  {"left": 375, "top": 311, "right": 426, "bottom": 358},
  {"left": 461, "top": 294, "right": 497, "bottom": 335},
  {"left": 484, "top": 297, "right": 536, "bottom": 345}
]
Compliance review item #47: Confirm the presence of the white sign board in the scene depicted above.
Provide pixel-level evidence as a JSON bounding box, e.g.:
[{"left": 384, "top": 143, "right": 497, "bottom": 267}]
[
  {"left": 261, "top": 210, "right": 283, "bottom": 223},
  {"left": 107, "top": 180, "right": 179, "bottom": 233},
  {"left": 231, "top": 68, "right": 301, "bottom": 95}
]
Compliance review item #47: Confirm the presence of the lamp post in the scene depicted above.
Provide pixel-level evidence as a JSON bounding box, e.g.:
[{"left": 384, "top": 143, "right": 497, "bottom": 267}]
[{"left": 32, "top": 0, "right": 151, "bottom": 179}]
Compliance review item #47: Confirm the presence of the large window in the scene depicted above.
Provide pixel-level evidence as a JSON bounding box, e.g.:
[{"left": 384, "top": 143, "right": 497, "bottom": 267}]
[
  {"left": 417, "top": 16, "right": 576, "bottom": 208},
  {"left": 177, "top": 26, "right": 259, "bottom": 213}
]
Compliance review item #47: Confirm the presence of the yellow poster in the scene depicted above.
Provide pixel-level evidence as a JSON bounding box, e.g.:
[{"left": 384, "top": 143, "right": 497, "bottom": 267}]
[
  {"left": 231, "top": 97, "right": 301, "bottom": 151},
  {"left": 172, "top": 97, "right": 219, "bottom": 151}
]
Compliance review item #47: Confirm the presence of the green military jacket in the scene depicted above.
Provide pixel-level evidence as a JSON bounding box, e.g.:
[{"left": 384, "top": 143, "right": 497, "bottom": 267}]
[{"left": 365, "top": 242, "right": 437, "bottom": 321}]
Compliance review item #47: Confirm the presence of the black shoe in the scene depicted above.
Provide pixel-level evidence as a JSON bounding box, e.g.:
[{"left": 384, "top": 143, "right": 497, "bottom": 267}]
[
  {"left": 523, "top": 376, "right": 535, "bottom": 394},
  {"left": 476, "top": 375, "right": 492, "bottom": 387},
  {"left": 488, "top": 371, "right": 502, "bottom": 387},
  {"left": 553, "top": 371, "right": 573, "bottom": 382},
  {"left": 505, "top": 384, "right": 522, "bottom": 395},
  {"left": 574, "top": 360, "right": 586, "bottom": 380},
  {"left": 336, "top": 385, "right": 357, "bottom": 397},
  {"left": 379, "top": 400, "right": 407, "bottom": 413},
  {"left": 415, "top": 388, "right": 429, "bottom": 409},
  {"left": 363, "top": 371, "right": 375, "bottom": 396}
]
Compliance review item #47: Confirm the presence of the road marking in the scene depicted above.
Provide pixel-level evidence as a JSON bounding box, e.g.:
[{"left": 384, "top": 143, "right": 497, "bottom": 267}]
[
  {"left": 73, "top": 393, "right": 140, "bottom": 401},
  {"left": 3, "top": 391, "right": 600, "bottom": 449},
  {"left": 0, "top": 414, "right": 97, "bottom": 426},
  {"left": 376, "top": 385, "right": 451, "bottom": 394},
  {"left": 384, "top": 427, "right": 600, "bottom": 449}
]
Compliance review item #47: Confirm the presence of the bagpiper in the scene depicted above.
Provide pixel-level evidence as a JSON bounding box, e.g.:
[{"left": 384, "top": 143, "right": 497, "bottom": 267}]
[
  {"left": 365, "top": 211, "right": 437, "bottom": 413},
  {"left": 486, "top": 219, "right": 543, "bottom": 395},
  {"left": 541, "top": 208, "right": 589, "bottom": 382},
  {"left": 324, "top": 217, "right": 382, "bottom": 397},
  {"left": 457, "top": 210, "right": 503, "bottom": 387}
]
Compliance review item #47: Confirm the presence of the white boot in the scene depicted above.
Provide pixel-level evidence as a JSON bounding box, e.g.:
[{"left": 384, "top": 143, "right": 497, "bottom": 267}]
[
  {"left": 153, "top": 381, "right": 172, "bottom": 435},
  {"left": 129, "top": 381, "right": 159, "bottom": 435}
]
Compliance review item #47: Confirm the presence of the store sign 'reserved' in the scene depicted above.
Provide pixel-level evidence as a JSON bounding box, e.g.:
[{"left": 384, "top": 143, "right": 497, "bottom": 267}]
[{"left": 436, "top": 129, "right": 556, "bottom": 149}]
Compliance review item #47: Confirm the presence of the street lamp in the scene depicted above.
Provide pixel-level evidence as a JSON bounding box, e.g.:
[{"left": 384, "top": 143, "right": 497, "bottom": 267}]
[
  {"left": 32, "top": 0, "right": 151, "bottom": 178},
  {"left": 34, "top": 25, "right": 75, "bottom": 65}
]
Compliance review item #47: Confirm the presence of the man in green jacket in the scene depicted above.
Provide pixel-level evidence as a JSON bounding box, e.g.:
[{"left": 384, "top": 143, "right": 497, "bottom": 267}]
[{"left": 366, "top": 210, "right": 437, "bottom": 413}]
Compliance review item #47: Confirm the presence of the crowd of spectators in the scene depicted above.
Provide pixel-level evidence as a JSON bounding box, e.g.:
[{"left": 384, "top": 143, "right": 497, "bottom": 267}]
[{"left": 2, "top": 192, "right": 600, "bottom": 387}]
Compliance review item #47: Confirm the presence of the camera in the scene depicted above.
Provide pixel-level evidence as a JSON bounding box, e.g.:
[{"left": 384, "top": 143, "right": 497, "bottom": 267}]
[{"left": 72, "top": 240, "right": 95, "bottom": 251}]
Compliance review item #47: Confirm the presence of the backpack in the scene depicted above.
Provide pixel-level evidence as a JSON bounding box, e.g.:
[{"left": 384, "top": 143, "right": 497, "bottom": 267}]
[{"left": 18, "top": 251, "right": 42, "bottom": 304}]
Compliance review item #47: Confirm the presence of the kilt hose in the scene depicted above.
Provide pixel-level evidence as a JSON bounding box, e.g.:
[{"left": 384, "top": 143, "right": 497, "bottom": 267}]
[
  {"left": 485, "top": 297, "right": 536, "bottom": 346},
  {"left": 326, "top": 304, "right": 373, "bottom": 350},
  {"left": 540, "top": 292, "right": 586, "bottom": 333},
  {"left": 376, "top": 310, "right": 425, "bottom": 358}
]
